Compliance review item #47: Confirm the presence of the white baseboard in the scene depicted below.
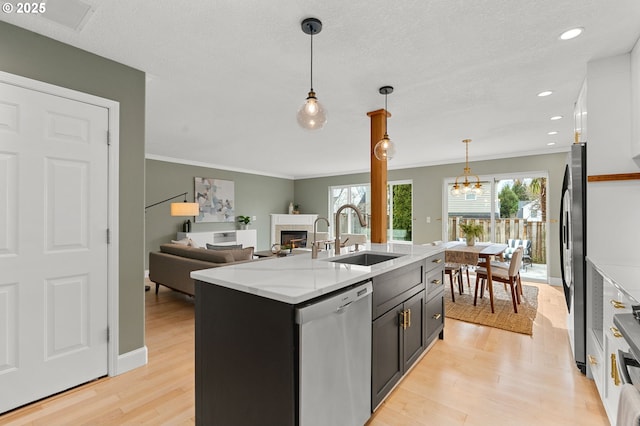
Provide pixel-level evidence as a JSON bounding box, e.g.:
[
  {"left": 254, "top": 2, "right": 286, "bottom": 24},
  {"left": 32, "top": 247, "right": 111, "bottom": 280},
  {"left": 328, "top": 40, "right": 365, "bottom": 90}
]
[
  {"left": 548, "top": 276, "right": 562, "bottom": 286},
  {"left": 113, "top": 346, "right": 148, "bottom": 376}
]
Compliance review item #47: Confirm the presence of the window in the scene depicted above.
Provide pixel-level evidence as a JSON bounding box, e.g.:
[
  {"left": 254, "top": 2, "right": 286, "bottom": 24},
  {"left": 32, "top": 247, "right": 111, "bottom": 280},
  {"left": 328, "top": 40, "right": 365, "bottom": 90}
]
[
  {"left": 444, "top": 172, "right": 548, "bottom": 280},
  {"left": 388, "top": 181, "right": 413, "bottom": 242},
  {"left": 329, "top": 184, "right": 370, "bottom": 239},
  {"left": 329, "top": 181, "right": 413, "bottom": 243}
]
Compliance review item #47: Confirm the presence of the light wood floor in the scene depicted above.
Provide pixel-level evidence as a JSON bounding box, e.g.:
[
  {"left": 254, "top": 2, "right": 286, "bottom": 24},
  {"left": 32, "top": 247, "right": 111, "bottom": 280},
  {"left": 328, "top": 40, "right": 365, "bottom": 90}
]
[{"left": 1, "top": 281, "right": 609, "bottom": 425}]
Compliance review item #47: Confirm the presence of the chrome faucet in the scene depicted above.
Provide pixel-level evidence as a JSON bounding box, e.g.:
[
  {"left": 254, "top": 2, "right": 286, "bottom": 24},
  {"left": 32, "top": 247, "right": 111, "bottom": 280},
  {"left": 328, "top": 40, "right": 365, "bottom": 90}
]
[
  {"left": 312, "top": 217, "right": 330, "bottom": 259},
  {"left": 334, "top": 204, "right": 367, "bottom": 255}
]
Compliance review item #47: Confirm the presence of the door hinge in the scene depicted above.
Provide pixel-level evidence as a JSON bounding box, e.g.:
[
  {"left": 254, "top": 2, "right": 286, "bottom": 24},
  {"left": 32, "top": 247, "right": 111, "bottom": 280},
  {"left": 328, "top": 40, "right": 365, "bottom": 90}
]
[
  {"left": 107, "top": 326, "right": 110, "bottom": 343},
  {"left": 107, "top": 228, "right": 111, "bottom": 244},
  {"left": 106, "top": 130, "right": 111, "bottom": 145}
]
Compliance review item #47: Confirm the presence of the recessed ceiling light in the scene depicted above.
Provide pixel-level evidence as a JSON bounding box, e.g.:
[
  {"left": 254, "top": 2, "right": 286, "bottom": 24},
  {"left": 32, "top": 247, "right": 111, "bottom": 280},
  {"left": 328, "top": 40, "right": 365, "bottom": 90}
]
[
  {"left": 548, "top": 131, "right": 558, "bottom": 135},
  {"left": 538, "top": 91, "right": 553, "bottom": 97},
  {"left": 547, "top": 142, "right": 556, "bottom": 146},
  {"left": 550, "top": 115, "right": 563, "bottom": 120},
  {"left": 560, "top": 28, "right": 584, "bottom": 41}
]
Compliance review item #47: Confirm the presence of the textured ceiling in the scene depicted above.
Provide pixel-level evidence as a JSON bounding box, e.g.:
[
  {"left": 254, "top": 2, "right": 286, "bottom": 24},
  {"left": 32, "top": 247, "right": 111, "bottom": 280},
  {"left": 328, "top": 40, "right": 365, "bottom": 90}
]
[{"left": 3, "top": 0, "right": 640, "bottom": 178}]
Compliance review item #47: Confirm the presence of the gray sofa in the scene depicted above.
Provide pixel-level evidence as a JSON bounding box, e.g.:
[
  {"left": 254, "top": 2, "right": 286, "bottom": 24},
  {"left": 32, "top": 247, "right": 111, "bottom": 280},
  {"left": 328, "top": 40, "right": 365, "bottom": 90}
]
[{"left": 148, "top": 243, "right": 255, "bottom": 296}]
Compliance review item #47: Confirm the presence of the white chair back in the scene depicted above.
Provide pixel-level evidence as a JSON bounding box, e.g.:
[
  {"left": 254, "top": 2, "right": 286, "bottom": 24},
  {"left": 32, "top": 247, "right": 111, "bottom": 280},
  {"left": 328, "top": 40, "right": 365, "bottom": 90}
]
[{"left": 508, "top": 247, "right": 523, "bottom": 277}]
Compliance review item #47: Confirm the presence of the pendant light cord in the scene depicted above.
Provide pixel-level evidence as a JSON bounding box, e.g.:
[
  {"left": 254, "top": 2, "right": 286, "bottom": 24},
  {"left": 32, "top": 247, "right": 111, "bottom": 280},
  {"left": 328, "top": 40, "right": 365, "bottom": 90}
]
[
  {"left": 384, "top": 92, "right": 388, "bottom": 134},
  {"left": 309, "top": 29, "right": 314, "bottom": 91}
]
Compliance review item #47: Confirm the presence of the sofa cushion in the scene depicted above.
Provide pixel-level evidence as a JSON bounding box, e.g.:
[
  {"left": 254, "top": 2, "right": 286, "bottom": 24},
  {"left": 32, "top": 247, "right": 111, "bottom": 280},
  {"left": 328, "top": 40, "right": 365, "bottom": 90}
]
[{"left": 160, "top": 243, "right": 234, "bottom": 263}]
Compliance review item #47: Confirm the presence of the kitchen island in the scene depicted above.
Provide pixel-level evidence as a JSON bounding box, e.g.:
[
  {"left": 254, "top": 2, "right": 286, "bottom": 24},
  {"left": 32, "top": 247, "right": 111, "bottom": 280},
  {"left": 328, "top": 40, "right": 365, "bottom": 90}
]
[{"left": 191, "top": 243, "right": 445, "bottom": 426}]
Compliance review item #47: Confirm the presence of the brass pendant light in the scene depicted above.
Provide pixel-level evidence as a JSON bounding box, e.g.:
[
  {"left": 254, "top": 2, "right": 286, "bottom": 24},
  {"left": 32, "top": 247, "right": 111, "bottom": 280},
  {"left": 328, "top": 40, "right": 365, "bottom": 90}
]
[{"left": 451, "top": 139, "right": 482, "bottom": 196}]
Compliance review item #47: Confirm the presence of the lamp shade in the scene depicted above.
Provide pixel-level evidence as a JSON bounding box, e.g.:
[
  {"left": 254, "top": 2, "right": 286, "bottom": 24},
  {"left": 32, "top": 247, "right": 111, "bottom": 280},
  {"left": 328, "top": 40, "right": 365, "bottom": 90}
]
[
  {"left": 297, "top": 91, "right": 327, "bottom": 130},
  {"left": 374, "top": 135, "right": 396, "bottom": 161},
  {"left": 171, "top": 202, "right": 199, "bottom": 217}
]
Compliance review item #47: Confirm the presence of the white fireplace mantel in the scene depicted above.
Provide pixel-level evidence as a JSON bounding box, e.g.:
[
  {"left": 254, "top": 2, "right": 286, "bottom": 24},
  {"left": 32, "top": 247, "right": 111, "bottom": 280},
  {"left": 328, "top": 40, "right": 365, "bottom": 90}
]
[{"left": 270, "top": 214, "right": 318, "bottom": 245}]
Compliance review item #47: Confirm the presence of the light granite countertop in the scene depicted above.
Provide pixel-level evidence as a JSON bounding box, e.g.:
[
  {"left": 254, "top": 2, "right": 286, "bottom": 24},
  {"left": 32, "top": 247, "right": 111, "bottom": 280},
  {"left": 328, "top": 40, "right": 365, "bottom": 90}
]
[
  {"left": 588, "top": 256, "right": 640, "bottom": 303},
  {"left": 191, "top": 243, "right": 444, "bottom": 304}
]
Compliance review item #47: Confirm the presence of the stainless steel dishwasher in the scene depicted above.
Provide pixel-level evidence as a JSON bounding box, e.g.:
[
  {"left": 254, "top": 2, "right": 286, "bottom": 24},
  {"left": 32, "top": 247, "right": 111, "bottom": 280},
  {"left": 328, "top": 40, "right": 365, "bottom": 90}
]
[{"left": 296, "top": 281, "right": 373, "bottom": 426}]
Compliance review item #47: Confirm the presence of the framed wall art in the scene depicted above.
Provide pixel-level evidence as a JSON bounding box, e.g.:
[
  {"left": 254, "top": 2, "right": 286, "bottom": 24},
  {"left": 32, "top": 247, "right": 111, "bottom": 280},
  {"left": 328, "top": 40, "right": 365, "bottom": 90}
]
[{"left": 194, "top": 177, "right": 235, "bottom": 222}]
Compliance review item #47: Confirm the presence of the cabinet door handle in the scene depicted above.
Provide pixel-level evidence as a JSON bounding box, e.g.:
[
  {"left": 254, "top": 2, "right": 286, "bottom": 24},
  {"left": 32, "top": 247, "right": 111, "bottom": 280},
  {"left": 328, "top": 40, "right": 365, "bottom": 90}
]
[
  {"left": 610, "top": 326, "right": 623, "bottom": 338},
  {"left": 399, "top": 311, "right": 408, "bottom": 330},
  {"left": 406, "top": 309, "right": 411, "bottom": 328},
  {"left": 431, "top": 279, "right": 442, "bottom": 285},
  {"left": 588, "top": 355, "right": 598, "bottom": 365},
  {"left": 432, "top": 313, "right": 442, "bottom": 320},
  {"left": 432, "top": 258, "right": 443, "bottom": 264},
  {"left": 610, "top": 299, "right": 626, "bottom": 309},
  {"left": 611, "top": 353, "right": 620, "bottom": 386}
]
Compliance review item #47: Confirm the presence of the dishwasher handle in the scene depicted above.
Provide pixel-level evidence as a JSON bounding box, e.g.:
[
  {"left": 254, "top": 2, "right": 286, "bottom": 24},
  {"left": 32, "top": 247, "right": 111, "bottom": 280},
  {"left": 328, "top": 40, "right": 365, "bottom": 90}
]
[{"left": 337, "top": 301, "right": 353, "bottom": 311}]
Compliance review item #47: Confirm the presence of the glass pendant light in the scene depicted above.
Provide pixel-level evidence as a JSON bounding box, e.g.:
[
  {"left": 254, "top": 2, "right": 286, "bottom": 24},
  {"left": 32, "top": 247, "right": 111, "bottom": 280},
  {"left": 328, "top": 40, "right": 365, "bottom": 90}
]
[
  {"left": 297, "top": 18, "right": 327, "bottom": 130},
  {"left": 374, "top": 86, "right": 396, "bottom": 161}
]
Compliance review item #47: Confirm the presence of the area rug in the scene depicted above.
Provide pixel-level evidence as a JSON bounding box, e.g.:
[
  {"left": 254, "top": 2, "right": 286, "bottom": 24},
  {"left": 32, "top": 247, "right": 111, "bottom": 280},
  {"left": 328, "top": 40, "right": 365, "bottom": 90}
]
[{"left": 445, "top": 282, "right": 539, "bottom": 335}]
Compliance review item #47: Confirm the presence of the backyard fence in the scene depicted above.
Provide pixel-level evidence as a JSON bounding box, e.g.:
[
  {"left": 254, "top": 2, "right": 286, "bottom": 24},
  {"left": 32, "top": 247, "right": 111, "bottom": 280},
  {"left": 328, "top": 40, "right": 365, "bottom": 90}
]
[{"left": 448, "top": 217, "right": 546, "bottom": 263}]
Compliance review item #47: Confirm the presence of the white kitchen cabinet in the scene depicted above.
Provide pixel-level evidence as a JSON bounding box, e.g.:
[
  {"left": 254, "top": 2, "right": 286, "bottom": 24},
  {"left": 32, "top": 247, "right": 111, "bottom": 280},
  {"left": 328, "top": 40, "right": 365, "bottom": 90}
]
[
  {"left": 574, "top": 79, "right": 587, "bottom": 143},
  {"left": 586, "top": 53, "right": 635, "bottom": 177},
  {"left": 587, "top": 259, "right": 636, "bottom": 425},
  {"left": 583, "top": 52, "right": 640, "bottom": 265},
  {"left": 631, "top": 37, "right": 640, "bottom": 158}
]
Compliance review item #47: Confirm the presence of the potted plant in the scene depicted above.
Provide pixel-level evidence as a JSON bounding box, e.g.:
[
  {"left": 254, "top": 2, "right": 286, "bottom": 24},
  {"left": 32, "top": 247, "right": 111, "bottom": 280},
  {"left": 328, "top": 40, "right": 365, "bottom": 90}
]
[
  {"left": 459, "top": 222, "right": 484, "bottom": 246},
  {"left": 293, "top": 204, "right": 300, "bottom": 214},
  {"left": 237, "top": 215, "right": 251, "bottom": 230}
]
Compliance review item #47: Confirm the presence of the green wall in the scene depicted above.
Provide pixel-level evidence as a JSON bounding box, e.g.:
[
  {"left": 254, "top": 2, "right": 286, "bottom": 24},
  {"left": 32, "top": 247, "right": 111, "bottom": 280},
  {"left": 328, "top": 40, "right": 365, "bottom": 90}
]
[
  {"left": 0, "top": 22, "right": 146, "bottom": 354},
  {"left": 294, "top": 152, "right": 567, "bottom": 279},
  {"left": 145, "top": 159, "right": 294, "bottom": 265}
]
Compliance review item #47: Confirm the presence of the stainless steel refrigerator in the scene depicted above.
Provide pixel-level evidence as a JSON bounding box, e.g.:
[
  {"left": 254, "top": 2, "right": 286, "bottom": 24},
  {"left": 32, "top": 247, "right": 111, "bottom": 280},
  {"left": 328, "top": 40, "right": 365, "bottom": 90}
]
[{"left": 560, "top": 142, "right": 587, "bottom": 374}]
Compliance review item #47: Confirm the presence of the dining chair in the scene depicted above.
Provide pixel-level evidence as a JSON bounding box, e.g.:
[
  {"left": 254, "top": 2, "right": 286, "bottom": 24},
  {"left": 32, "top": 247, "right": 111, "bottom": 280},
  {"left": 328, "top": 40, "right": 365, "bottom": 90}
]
[
  {"left": 487, "top": 248, "right": 524, "bottom": 298},
  {"left": 473, "top": 247, "right": 524, "bottom": 313},
  {"left": 430, "top": 240, "right": 466, "bottom": 302},
  {"left": 445, "top": 264, "right": 463, "bottom": 302}
]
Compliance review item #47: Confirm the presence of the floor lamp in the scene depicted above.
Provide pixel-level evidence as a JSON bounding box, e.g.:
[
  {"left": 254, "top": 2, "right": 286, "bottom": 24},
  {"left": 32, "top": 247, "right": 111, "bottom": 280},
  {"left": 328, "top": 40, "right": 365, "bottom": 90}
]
[{"left": 144, "top": 192, "right": 199, "bottom": 291}]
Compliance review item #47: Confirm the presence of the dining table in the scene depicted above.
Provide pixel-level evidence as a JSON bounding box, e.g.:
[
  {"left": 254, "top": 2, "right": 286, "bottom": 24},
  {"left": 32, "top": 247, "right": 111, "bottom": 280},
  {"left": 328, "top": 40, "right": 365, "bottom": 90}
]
[{"left": 443, "top": 241, "right": 509, "bottom": 313}]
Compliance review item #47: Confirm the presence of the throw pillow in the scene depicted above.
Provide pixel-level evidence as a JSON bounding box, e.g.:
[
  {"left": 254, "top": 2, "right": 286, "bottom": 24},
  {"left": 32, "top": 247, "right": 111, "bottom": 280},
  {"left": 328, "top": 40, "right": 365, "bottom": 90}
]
[
  {"left": 171, "top": 237, "right": 197, "bottom": 247},
  {"left": 227, "top": 247, "right": 254, "bottom": 262},
  {"left": 206, "top": 244, "right": 243, "bottom": 250}
]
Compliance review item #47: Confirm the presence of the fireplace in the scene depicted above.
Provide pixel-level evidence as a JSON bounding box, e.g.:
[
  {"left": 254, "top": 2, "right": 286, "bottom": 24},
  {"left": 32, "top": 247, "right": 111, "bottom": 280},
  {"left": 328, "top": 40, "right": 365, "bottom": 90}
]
[
  {"left": 281, "top": 230, "right": 308, "bottom": 248},
  {"left": 270, "top": 214, "right": 317, "bottom": 246}
]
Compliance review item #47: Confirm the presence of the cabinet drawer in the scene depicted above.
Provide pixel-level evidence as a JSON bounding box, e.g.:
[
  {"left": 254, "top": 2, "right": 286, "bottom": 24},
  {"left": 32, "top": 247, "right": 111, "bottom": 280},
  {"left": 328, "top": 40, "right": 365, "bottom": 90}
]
[
  {"left": 425, "top": 252, "right": 445, "bottom": 273},
  {"left": 373, "top": 262, "right": 424, "bottom": 319},
  {"left": 425, "top": 294, "right": 444, "bottom": 341},
  {"left": 425, "top": 267, "right": 444, "bottom": 297},
  {"left": 604, "top": 278, "right": 633, "bottom": 324},
  {"left": 372, "top": 262, "right": 424, "bottom": 318}
]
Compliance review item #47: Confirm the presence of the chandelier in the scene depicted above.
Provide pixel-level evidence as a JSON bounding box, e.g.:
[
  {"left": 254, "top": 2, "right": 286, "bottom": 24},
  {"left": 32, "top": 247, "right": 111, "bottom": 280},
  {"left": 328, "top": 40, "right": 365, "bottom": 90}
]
[{"left": 451, "top": 139, "right": 482, "bottom": 196}]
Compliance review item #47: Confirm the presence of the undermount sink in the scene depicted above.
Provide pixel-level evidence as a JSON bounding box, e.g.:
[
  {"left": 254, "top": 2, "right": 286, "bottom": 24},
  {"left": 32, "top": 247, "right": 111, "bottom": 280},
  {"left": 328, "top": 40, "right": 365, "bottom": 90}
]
[{"left": 329, "top": 252, "right": 404, "bottom": 266}]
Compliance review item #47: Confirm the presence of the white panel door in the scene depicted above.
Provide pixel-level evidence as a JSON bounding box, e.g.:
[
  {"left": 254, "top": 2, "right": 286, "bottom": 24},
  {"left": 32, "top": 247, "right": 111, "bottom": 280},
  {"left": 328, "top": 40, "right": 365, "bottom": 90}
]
[{"left": 0, "top": 81, "right": 109, "bottom": 413}]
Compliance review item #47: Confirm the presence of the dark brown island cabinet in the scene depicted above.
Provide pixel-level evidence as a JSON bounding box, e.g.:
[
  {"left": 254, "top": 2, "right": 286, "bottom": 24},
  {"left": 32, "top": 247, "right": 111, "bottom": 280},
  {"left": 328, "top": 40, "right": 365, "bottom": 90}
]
[
  {"left": 194, "top": 252, "right": 444, "bottom": 426},
  {"left": 371, "top": 252, "right": 445, "bottom": 408}
]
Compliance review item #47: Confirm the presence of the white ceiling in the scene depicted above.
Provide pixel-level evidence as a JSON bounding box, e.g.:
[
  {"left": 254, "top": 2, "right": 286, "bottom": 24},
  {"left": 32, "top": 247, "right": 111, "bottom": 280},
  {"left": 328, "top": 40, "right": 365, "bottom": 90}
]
[{"left": 3, "top": 0, "right": 640, "bottom": 179}]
